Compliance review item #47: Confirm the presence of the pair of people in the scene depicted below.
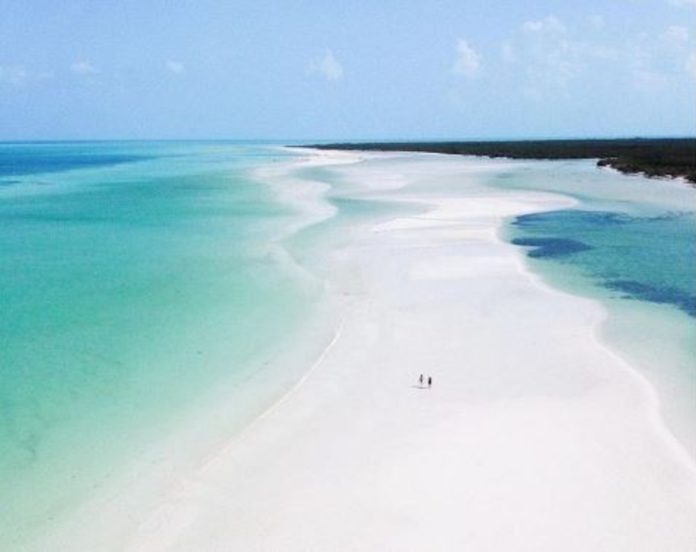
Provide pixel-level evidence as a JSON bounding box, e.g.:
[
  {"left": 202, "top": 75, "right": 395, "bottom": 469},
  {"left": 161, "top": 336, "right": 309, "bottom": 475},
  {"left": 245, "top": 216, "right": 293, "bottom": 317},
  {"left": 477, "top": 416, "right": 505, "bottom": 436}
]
[{"left": 418, "top": 374, "right": 432, "bottom": 388}]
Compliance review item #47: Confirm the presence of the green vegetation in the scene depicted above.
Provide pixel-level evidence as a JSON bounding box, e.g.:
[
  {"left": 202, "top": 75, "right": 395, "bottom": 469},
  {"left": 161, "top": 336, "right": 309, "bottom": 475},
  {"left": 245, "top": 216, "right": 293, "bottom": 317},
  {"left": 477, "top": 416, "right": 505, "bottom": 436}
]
[{"left": 302, "top": 138, "right": 696, "bottom": 183}]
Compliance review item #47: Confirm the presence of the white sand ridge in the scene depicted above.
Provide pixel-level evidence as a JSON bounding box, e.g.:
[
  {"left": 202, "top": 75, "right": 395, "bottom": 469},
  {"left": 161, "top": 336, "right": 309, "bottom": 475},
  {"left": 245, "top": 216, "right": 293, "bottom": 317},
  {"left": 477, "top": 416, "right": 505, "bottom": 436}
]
[{"left": 127, "top": 151, "right": 696, "bottom": 551}]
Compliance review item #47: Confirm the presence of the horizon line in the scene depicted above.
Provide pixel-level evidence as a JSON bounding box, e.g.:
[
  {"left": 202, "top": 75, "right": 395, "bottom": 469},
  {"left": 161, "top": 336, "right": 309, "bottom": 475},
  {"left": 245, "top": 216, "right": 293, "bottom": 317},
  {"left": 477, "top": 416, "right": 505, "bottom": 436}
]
[{"left": 1, "top": 134, "right": 695, "bottom": 145}]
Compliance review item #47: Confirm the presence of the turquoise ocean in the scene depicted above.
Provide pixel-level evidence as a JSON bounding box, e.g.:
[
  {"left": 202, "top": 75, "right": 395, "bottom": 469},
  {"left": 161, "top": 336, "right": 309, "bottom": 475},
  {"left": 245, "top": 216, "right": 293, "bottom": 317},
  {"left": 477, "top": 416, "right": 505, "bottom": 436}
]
[
  {"left": 1, "top": 145, "right": 694, "bottom": 547},
  {"left": 0, "top": 142, "right": 330, "bottom": 547}
]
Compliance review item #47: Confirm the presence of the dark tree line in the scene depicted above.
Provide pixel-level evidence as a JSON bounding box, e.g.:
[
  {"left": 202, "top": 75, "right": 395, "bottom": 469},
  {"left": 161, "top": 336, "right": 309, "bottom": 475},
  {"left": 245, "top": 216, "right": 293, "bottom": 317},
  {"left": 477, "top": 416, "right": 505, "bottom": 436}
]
[{"left": 301, "top": 138, "right": 696, "bottom": 183}]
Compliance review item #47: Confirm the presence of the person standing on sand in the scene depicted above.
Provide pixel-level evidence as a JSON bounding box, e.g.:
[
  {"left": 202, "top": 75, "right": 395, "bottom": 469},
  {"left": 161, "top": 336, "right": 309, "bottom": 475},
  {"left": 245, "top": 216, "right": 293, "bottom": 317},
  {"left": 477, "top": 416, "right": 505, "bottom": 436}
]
[
  {"left": 428, "top": 376, "right": 432, "bottom": 388},
  {"left": 419, "top": 374, "right": 424, "bottom": 386}
]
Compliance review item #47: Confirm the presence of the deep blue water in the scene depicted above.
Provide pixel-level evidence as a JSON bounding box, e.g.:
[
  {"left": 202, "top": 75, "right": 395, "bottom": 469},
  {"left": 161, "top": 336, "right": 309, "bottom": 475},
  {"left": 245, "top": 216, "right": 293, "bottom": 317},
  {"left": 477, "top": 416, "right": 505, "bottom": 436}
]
[
  {"left": 0, "top": 142, "right": 152, "bottom": 179},
  {"left": 510, "top": 236, "right": 593, "bottom": 258},
  {"left": 511, "top": 209, "right": 696, "bottom": 318}
]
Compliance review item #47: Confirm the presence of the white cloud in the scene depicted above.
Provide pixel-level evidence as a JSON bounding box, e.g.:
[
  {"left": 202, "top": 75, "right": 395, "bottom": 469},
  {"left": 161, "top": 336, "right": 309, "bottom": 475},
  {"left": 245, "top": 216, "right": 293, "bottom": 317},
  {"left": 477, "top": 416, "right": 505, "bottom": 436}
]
[
  {"left": 452, "top": 39, "right": 481, "bottom": 77},
  {"left": 625, "top": 26, "right": 695, "bottom": 91},
  {"left": 504, "top": 17, "right": 582, "bottom": 99},
  {"left": 307, "top": 50, "right": 343, "bottom": 81},
  {"left": 166, "top": 60, "right": 185, "bottom": 74},
  {"left": 70, "top": 61, "right": 98, "bottom": 75},
  {"left": 522, "top": 15, "right": 566, "bottom": 34},
  {"left": 0, "top": 65, "right": 28, "bottom": 85},
  {"left": 493, "top": 13, "right": 692, "bottom": 101}
]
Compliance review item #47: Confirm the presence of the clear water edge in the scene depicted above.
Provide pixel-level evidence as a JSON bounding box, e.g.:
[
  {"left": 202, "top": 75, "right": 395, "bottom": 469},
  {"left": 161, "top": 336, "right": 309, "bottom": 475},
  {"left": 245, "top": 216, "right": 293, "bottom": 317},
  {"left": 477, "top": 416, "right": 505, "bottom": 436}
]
[
  {"left": 493, "top": 160, "right": 696, "bottom": 459},
  {"left": 0, "top": 143, "right": 337, "bottom": 547},
  {"left": 2, "top": 145, "right": 428, "bottom": 548}
]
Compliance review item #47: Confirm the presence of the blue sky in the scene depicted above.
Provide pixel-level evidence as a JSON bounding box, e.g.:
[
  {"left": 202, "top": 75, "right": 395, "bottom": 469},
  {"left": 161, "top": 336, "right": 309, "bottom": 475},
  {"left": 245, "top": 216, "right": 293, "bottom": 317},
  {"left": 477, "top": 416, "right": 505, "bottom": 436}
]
[{"left": 1, "top": 0, "right": 694, "bottom": 140}]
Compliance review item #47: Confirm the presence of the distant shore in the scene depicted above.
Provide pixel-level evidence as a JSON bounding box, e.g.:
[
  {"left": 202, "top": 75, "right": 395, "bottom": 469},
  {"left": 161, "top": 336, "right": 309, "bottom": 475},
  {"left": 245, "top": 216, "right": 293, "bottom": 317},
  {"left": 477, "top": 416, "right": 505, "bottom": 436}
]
[{"left": 299, "top": 138, "right": 696, "bottom": 184}]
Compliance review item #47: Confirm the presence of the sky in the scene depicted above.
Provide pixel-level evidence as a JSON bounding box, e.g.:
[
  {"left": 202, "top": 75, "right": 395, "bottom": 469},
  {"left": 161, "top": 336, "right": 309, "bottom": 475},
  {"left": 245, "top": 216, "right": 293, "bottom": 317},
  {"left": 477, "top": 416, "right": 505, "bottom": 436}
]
[{"left": 0, "top": 0, "right": 694, "bottom": 140}]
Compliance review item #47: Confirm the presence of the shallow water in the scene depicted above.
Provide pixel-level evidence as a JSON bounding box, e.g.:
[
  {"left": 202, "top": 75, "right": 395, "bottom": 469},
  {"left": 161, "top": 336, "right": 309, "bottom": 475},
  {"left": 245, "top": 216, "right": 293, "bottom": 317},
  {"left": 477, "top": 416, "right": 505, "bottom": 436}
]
[
  {"left": 511, "top": 209, "right": 695, "bottom": 317},
  {"left": 0, "top": 145, "right": 442, "bottom": 548},
  {"left": 0, "top": 142, "right": 321, "bottom": 546},
  {"left": 494, "top": 160, "right": 696, "bottom": 454}
]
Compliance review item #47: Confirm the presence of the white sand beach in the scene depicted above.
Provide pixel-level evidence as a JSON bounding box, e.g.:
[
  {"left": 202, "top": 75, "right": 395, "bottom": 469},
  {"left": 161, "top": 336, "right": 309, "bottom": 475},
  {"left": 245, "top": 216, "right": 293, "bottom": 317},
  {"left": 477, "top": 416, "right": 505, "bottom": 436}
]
[{"left": 124, "top": 150, "right": 696, "bottom": 551}]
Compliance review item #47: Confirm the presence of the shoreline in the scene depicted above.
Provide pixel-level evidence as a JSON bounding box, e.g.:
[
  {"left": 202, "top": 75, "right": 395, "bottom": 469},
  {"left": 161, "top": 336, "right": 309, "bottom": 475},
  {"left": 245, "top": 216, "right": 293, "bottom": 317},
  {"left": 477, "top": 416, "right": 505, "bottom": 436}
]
[
  {"left": 14, "top": 149, "right": 350, "bottom": 550},
  {"left": 123, "top": 150, "right": 696, "bottom": 551},
  {"left": 508, "top": 230, "right": 696, "bottom": 477},
  {"left": 300, "top": 139, "right": 696, "bottom": 184}
]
